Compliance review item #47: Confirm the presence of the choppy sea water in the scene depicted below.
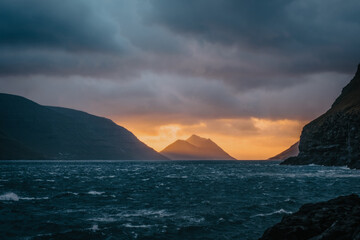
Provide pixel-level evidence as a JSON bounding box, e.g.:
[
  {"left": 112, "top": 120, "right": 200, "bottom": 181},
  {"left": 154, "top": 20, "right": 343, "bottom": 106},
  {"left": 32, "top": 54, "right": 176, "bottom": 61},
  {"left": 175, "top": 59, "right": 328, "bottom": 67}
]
[{"left": 0, "top": 160, "right": 360, "bottom": 240}]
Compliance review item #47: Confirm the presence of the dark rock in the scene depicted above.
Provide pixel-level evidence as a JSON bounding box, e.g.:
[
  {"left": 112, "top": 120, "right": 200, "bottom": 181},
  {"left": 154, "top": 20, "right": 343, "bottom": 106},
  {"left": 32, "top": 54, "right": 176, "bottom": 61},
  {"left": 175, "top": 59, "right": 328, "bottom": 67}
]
[
  {"left": 282, "top": 64, "right": 360, "bottom": 169},
  {"left": 259, "top": 194, "right": 360, "bottom": 240},
  {"left": 0, "top": 93, "right": 167, "bottom": 160}
]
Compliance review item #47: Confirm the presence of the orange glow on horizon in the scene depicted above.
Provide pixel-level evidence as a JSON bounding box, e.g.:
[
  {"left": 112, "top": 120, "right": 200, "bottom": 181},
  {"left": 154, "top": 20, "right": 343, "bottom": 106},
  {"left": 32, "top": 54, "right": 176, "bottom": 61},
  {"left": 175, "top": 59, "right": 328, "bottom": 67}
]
[{"left": 113, "top": 117, "right": 306, "bottom": 160}]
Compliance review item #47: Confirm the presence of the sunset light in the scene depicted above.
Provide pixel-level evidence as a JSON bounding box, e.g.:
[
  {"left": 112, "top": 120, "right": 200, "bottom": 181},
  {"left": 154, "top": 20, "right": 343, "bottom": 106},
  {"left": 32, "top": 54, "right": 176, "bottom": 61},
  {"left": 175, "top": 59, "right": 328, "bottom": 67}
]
[{"left": 115, "top": 117, "right": 305, "bottom": 160}]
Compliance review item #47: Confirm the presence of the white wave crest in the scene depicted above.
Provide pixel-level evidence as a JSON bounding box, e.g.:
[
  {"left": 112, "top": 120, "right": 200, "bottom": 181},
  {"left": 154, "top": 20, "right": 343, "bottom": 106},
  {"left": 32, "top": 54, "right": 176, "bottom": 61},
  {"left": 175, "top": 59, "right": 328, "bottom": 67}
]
[
  {"left": 251, "top": 209, "right": 292, "bottom": 218},
  {"left": 90, "top": 224, "right": 99, "bottom": 232},
  {"left": 0, "top": 192, "right": 19, "bottom": 201},
  {"left": 120, "top": 209, "right": 173, "bottom": 218},
  {"left": 89, "top": 217, "right": 117, "bottom": 222},
  {"left": 19, "top": 197, "right": 49, "bottom": 200},
  {"left": 88, "top": 191, "right": 105, "bottom": 195},
  {"left": 123, "top": 223, "right": 152, "bottom": 228},
  {"left": 0, "top": 192, "right": 50, "bottom": 201}
]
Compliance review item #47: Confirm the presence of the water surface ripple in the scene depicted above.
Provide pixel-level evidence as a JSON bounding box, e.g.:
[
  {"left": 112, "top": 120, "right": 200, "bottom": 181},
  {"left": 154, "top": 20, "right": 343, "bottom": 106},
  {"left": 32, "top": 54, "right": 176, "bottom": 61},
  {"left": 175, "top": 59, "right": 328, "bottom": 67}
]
[{"left": 0, "top": 160, "right": 359, "bottom": 239}]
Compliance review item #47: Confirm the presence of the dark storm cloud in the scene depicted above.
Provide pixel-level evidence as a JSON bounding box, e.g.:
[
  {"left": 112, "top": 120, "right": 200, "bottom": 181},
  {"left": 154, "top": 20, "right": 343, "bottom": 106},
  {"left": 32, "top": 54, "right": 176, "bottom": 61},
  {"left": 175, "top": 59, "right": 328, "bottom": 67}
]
[
  {"left": 148, "top": 0, "right": 291, "bottom": 47},
  {"left": 1, "top": 0, "right": 359, "bottom": 79},
  {"left": 0, "top": 0, "right": 359, "bottom": 122},
  {"left": 0, "top": 71, "right": 348, "bottom": 122},
  {"left": 0, "top": 0, "right": 122, "bottom": 52},
  {"left": 0, "top": 0, "right": 186, "bottom": 77},
  {"left": 0, "top": 0, "right": 135, "bottom": 77},
  {"left": 148, "top": 0, "right": 360, "bottom": 73}
]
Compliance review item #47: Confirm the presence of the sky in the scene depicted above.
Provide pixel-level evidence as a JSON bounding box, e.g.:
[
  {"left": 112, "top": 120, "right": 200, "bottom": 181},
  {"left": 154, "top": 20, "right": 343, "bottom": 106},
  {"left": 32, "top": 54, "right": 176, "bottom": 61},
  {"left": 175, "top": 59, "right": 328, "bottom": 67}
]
[{"left": 1, "top": 0, "right": 359, "bottom": 159}]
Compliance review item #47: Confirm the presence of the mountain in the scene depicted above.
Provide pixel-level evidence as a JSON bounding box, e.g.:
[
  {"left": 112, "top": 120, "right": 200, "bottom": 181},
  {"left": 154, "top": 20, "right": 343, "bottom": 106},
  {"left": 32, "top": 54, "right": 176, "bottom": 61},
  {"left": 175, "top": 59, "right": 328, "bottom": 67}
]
[
  {"left": 282, "top": 64, "right": 360, "bottom": 169},
  {"left": 268, "top": 142, "right": 299, "bottom": 160},
  {"left": 0, "top": 93, "right": 167, "bottom": 160},
  {"left": 161, "top": 134, "right": 236, "bottom": 160},
  {"left": 0, "top": 131, "right": 45, "bottom": 160}
]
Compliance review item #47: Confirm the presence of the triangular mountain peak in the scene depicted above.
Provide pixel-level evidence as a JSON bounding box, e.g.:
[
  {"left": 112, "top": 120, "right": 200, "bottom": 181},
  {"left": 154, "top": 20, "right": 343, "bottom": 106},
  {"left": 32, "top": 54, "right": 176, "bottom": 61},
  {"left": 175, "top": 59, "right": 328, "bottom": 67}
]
[
  {"left": 186, "top": 134, "right": 212, "bottom": 148},
  {"left": 187, "top": 134, "right": 205, "bottom": 141},
  {"left": 161, "top": 134, "right": 236, "bottom": 160}
]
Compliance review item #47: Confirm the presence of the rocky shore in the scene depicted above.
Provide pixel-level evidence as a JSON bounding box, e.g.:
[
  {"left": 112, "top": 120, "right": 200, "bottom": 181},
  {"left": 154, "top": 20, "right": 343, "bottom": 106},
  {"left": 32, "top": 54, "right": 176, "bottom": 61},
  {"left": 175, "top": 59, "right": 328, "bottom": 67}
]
[{"left": 259, "top": 194, "right": 360, "bottom": 240}]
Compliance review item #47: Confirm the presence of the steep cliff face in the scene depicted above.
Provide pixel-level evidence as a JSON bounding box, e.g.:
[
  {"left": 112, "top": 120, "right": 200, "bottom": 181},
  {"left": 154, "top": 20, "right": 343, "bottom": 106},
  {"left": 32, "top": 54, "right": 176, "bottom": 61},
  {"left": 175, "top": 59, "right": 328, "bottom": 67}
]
[{"left": 282, "top": 65, "right": 360, "bottom": 169}]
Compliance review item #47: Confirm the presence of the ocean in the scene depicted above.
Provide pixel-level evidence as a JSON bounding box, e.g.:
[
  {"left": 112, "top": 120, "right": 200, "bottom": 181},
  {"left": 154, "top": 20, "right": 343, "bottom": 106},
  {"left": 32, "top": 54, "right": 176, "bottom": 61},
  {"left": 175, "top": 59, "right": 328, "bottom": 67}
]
[{"left": 0, "top": 160, "right": 359, "bottom": 240}]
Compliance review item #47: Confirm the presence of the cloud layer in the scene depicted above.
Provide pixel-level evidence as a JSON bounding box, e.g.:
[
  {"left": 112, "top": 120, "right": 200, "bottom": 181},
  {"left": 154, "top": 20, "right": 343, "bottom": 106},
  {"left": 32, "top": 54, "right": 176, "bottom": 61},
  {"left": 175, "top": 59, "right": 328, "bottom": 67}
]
[{"left": 1, "top": 0, "right": 359, "bottom": 157}]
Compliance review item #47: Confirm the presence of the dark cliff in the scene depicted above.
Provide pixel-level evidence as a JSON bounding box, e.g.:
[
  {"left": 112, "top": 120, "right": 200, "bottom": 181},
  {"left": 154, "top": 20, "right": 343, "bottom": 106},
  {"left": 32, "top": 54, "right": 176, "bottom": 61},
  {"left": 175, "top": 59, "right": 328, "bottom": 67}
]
[
  {"left": 282, "top": 64, "right": 360, "bottom": 169},
  {"left": 0, "top": 93, "right": 167, "bottom": 160}
]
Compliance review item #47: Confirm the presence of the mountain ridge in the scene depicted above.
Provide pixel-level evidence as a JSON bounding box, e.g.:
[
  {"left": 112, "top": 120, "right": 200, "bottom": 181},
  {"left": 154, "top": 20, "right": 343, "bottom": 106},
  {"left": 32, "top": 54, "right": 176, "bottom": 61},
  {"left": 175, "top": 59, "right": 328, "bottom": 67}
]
[{"left": 0, "top": 93, "right": 167, "bottom": 160}]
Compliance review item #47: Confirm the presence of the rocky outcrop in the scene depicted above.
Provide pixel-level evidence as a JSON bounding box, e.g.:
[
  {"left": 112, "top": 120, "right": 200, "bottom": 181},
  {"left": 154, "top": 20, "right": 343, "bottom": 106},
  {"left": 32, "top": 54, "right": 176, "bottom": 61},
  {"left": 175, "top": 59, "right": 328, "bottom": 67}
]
[
  {"left": 282, "top": 64, "right": 360, "bottom": 169},
  {"left": 161, "top": 134, "right": 236, "bottom": 160},
  {"left": 259, "top": 194, "right": 360, "bottom": 240},
  {"left": 0, "top": 93, "right": 167, "bottom": 160},
  {"left": 268, "top": 142, "right": 299, "bottom": 160}
]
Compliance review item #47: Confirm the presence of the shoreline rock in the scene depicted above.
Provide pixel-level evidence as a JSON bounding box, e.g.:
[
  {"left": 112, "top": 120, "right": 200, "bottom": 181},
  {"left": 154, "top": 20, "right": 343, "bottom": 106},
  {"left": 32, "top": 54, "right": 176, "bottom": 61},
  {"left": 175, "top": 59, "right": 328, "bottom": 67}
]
[{"left": 259, "top": 194, "right": 360, "bottom": 240}]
